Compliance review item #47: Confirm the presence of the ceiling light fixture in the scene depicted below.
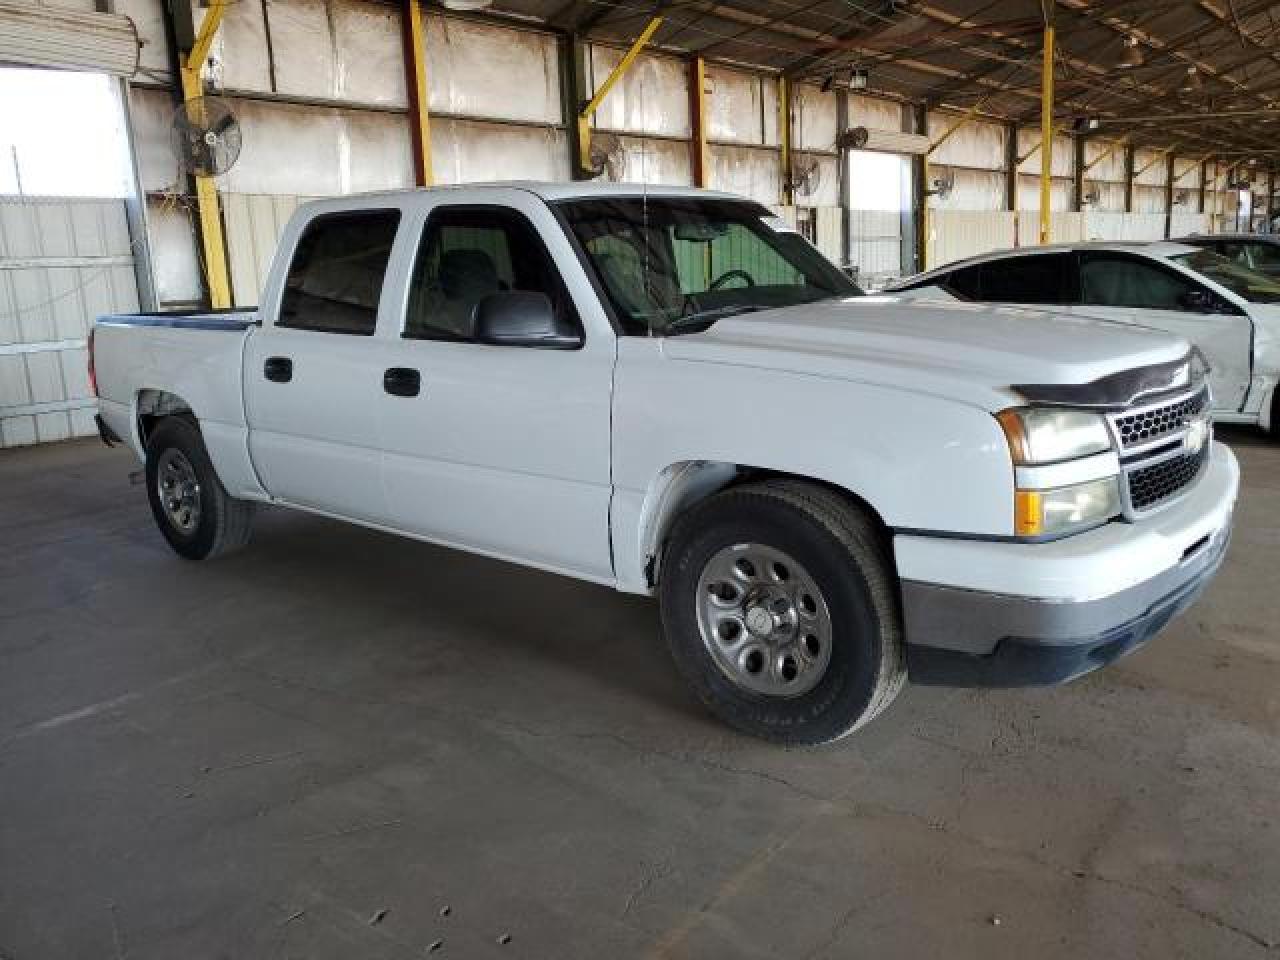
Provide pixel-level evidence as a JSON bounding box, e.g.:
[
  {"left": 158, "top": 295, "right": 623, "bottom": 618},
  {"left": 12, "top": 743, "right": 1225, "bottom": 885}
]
[
  {"left": 1179, "top": 66, "right": 1203, "bottom": 93},
  {"left": 441, "top": 0, "right": 492, "bottom": 10},
  {"left": 849, "top": 68, "right": 869, "bottom": 90}
]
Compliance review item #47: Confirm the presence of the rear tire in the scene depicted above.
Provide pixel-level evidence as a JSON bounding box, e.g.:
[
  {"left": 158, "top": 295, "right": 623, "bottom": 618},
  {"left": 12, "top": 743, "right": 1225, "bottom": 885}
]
[
  {"left": 145, "top": 416, "right": 254, "bottom": 561},
  {"left": 659, "top": 479, "right": 905, "bottom": 745}
]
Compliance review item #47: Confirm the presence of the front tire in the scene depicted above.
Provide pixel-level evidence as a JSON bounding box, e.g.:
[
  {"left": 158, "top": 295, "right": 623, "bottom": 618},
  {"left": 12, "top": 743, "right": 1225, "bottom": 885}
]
[
  {"left": 659, "top": 480, "right": 905, "bottom": 745},
  {"left": 145, "top": 416, "right": 254, "bottom": 561}
]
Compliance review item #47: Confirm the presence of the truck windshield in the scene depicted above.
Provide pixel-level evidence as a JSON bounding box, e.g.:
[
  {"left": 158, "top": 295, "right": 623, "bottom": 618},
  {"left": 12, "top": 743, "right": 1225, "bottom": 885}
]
[
  {"left": 1172, "top": 249, "right": 1280, "bottom": 304},
  {"left": 557, "top": 196, "right": 860, "bottom": 335}
]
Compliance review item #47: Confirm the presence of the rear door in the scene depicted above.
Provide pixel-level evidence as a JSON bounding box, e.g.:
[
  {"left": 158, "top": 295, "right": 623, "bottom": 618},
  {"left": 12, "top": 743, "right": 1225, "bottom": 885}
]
[
  {"left": 1072, "top": 251, "right": 1252, "bottom": 411},
  {"left": 243, "top": 204, "right": 407, "bottom": 522},
  {"left": 374, "top": 191, "right": 616, "bottom": 581}
]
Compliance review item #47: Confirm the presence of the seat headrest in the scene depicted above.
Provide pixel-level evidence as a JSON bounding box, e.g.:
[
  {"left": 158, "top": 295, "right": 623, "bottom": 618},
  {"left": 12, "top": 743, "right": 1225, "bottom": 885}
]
[{"left": 440, "top": 249, "right": 500, "bottom": 298}]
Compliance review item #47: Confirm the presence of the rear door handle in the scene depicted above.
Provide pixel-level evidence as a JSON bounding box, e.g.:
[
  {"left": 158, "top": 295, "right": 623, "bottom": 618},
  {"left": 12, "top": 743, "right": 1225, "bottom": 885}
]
[
  {"left": 264, "top": 356, "right": 292, "bottom": 383},
  {"left": 383, "top": 367, "right": 421, "bottom": 398}
]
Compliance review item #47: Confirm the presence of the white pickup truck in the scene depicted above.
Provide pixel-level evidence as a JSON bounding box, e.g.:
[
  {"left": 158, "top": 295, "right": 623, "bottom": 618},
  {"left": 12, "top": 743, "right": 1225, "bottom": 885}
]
[{"left": 92, "top": 183, "right": 1239, "bottom": 744}]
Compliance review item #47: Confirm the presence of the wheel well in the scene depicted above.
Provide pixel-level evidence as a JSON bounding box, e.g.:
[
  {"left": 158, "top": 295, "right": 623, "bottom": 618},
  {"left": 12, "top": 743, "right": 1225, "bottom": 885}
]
[
  {"left": 645, "top": 462, "right": 891, "bottom": 587},
  {"left": 136, "top": 390, "right": 194, "bottom": 447}
]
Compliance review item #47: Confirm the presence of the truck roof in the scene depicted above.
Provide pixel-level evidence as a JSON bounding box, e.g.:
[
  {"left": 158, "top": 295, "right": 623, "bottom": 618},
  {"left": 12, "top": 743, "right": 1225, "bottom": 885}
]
[{"left": 335, "top": 181, "right": 750, "bottom": 204}]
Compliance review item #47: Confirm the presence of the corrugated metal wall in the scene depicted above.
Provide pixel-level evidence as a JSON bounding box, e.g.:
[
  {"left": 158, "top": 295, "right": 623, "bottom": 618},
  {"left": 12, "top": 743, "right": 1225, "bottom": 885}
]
[{"left": 0, "top": 197, "right": 138, "bottom": 447}]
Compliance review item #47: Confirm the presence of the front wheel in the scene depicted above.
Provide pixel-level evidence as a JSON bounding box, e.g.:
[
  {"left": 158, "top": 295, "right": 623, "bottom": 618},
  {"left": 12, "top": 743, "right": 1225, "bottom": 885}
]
[
  {"left": 659, "top": 480, "right": 905, "bottom": 745},
  {"left": 145, "top": 416, "right": 255, "bottom": 560}
]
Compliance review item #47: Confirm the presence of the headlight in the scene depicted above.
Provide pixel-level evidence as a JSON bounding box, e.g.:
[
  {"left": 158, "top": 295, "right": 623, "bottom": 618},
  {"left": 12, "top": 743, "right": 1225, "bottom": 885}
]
[
  {"left": 1015, "top": 477, "right": 1122, "bottom": 537},
  {"left": 997, "top": 408, "right": 1112, "bottom": 465}
]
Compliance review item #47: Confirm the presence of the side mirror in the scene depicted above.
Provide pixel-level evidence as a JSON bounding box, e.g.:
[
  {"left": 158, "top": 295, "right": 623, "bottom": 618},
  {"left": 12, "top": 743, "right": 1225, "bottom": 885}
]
[
  {"left": 1178, "top": 290, "right": 1215, "bottom": 313},
  {"left": 473, "top": 291, "right": 583, "bottom": 350}
]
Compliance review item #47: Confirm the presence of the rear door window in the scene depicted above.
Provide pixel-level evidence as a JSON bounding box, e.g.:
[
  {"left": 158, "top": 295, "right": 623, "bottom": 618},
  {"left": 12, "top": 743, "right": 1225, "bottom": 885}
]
[
  {"left": 278, "top": 210, "right": 401, "bottom": 335},
  {"left": 978, "top": 254, "right": 1071, "bottom": 304}
]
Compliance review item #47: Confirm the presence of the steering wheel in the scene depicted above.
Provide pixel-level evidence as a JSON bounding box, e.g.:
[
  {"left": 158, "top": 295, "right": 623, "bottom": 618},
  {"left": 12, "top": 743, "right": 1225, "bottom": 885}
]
[{"left": 708, "top": 268, "right": 756, "bottom": 291}]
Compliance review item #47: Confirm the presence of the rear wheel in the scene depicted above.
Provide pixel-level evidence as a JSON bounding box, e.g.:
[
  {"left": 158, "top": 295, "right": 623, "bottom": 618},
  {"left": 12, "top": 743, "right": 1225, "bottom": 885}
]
[
  {"left": 145, "top": 416, "right": 254, "bottom": 560},
  {"left": 659, "top": 480, "right": 905, "bottom": 745}
]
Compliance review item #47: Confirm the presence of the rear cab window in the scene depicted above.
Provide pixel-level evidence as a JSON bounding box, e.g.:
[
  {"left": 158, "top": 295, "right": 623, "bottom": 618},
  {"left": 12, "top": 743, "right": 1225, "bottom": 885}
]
[{"left": 278, "top": 210, "right": 401, "bottom": 335}]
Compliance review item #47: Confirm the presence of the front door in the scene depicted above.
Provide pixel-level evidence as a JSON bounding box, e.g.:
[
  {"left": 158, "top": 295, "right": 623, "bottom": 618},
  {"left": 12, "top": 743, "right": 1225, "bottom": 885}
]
[
  {"left": 375, "top": 193, "right": 615, "bottom": 582},
  {"left": 1072, "top": 251, "right": 1253, "bottom": 412}
]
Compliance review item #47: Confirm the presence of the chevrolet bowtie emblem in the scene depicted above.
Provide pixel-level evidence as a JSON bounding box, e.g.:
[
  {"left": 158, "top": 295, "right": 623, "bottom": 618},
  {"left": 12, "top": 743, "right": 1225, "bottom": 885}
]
[{"left": 1183, "top": 415, "right": 1210, "bottom": 456}]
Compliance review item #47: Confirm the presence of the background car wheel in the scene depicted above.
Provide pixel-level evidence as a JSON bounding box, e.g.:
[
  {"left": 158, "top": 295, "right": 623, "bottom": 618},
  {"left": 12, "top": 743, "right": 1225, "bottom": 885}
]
[
  {"left": 659, "top": 479, "right": 905, "bottom": 745},
  {"left": 145, "top": 415, "right": 255, "bottom": 561}
]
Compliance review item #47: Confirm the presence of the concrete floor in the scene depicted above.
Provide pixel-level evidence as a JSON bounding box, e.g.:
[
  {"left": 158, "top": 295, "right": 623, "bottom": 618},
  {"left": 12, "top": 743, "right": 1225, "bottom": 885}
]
[{"left": 1, "top": 434, "right": 1278, "bottom": 960}]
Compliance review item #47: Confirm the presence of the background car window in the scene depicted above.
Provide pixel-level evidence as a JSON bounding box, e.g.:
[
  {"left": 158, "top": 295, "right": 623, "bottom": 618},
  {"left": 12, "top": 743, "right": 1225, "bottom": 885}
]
[
  {"left": 279, "top": 210, "right": 400, "bottom": 335},
  {"left": 979, "top": 254, "right": 1070, "bottom": 304},
  {"left": 946, "top": 265, "right": 982, "bottom": 299},
  {"left": 1245, "top": 242, "right": 1280, "bottom": 273},
  {"left": 1080, "top": 254, "right": 1195, "bottom": 309},
  {"left": 406, "top": 207, "right": 573, "bottom": 341}
]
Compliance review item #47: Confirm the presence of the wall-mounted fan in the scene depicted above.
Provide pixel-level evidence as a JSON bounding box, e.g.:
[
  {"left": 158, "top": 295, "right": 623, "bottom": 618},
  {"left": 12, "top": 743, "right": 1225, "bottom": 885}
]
[
  {"left": 925, "top": 166, "right": 954, "bottom": 200},
  {"left": 789, "top": 159, "right": 823, "bottom": 199},
  {"left": 585, "top": 132, "right": 627, "bottom": 180},
  {"left": 171, "top": 96, "right": 242, "bottom": 177}
]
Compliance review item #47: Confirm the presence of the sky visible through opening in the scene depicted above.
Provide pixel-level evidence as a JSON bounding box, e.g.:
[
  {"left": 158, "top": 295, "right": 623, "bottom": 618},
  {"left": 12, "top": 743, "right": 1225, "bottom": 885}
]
[{"left": 0, "top": 67, "right": 133, "bottom": 198}]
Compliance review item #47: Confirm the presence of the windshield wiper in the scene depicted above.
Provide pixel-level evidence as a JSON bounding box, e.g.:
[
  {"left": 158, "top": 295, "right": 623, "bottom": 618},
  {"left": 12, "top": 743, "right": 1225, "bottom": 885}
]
[{"left": 663, "top": 304, "right": 763, "bottom": 336}]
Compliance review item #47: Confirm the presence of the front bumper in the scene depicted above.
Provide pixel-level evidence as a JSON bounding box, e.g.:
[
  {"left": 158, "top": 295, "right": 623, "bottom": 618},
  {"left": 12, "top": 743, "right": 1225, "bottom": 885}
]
[{"left": 898, "top": 442, "right": 1238, "bottom": 688}]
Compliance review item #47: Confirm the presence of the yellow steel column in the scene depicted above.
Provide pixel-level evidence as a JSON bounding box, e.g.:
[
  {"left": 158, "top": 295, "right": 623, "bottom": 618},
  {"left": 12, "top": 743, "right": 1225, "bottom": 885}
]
[
  {"left": 180, "top": 2, "right": 231, "bottom": 308},
  {"left": 1038, "top": 22, "right": 1055, "bottom": 245},
  {"left": 778, "top": 75, "right": 792, "bottom": 206},
  {"left": 689, "top": 56, "right": 710, "bottom": 188},
  {"left": 404, "top": 0, "right": 433, "bottom": 186},
  {"left": 577, "top": 16, "right": 663, "bottom": 176}
]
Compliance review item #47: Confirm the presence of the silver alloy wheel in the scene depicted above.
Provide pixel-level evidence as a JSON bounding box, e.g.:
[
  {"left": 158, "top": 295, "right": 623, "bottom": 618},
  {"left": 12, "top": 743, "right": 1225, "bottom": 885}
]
[
  {"left": 156, "top": 447, "right": 202, "bottom": 535},
  {"left": 695, "top": 542, "right": 833, "bottom": 697}
]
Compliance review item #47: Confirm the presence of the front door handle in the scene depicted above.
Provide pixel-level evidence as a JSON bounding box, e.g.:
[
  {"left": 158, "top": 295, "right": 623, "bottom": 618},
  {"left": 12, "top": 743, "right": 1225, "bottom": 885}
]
[
  {"left": 263, "top": 356, "right": 292, "bottom": 383},
  {"left": 383, "top": 367, "right": 421, "bottom": 398}
]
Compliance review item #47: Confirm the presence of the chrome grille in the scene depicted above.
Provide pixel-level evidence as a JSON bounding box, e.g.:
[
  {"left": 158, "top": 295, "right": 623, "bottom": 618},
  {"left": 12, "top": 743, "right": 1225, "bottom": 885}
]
[
  {"left": 1127, "top": 447, "right": 1209, "bottom": 512},
  {"left": 1113, "top": 387, "right": 1209, "bottom": 449},
  {"left": 1107, "top": 383, "right": 1211, "bottom": 518}
]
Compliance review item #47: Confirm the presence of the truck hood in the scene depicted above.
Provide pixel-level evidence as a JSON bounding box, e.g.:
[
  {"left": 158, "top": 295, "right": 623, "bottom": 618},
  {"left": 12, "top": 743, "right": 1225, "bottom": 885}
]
[{"left": 660, "top": 296, "right": 1191, "bottom": 411}]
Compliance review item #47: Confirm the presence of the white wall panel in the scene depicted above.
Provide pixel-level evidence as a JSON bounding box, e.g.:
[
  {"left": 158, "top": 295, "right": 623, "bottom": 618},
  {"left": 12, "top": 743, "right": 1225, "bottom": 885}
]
[
  {"left": 1015, "top": 128, "right": 1073, "bottom": 177},
  {"left": 1134, "top": 149, "right": 1170, "bottom": 186},
  {"left": 219, "top": 99, "right": 413, "bottom": 195},
  {"left": 794, "top": 83, "right": 837, "bottom": 152},
  {"left": 146, "top": 202, "right": 201, "bottom": 304},
  {"left": 0, "top": 197, "right": 137, "bottom": 447},
  {"left": 224, "top": 192, "right": 316, "bottom": 307},
  {"left": 707, "top": 65, "right": 766, "bottom": 145},
  {"left": 1172, "top": 161, "right": 1203, "bottom": 189},
  {"left": 589, "top": 46, "right": 689, "bottom": 138},
  {"left": 1015, "top": 211, "right": 1084, "bottom": 247},
  {"left": 934, "top": 169, "right": 1004, "bottom": 211},
  {"left": 603, "top": 136, "right": 691, "bottom": 186},
  {"left": 209, "top": 0, "right": 271, "bottom": 93},
  {"left": 928, "top": 114, "right": 1006, "bottom": 171},
  {"left": 710, "top": 144, "right": 779, "bottom": 205},
  {"left": 431, "top": 119, "right": 568, "bottom": 184},
  {"left": 1170, "top": 213, "right": 1209, "bottom": 236},
  {"left": 427, "top": 16, "right": 558, "bottom": 123},
  {"left": 333, "top": 0, "right": 407, "bottom": 107},
  {"left": 848, "top": 94, "right": 903, "bottom": 132},
  {"left": 129, "top": 87, "right": 182, "bottom": 194},
  {"left": 1016, "top": 176, "right": 1073, "bottom": 212},
  {"left": 1084, "top": 212, "right": 1165, "bottom": 241},
  {"left": 1084, "top": 139, "right": 1126, "bottom": 183},
  {"left": 929, "top": 210, "right": 1015, "bottom": 269},
  {"left": 1132, "top": 185, "right": 1166, "bottom": 214}
]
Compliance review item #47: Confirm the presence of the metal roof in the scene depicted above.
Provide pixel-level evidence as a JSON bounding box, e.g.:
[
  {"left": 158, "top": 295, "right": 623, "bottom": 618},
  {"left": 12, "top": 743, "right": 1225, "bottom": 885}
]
[{"left": 496, "top": 0, "right": 1280, "bottom": 162}]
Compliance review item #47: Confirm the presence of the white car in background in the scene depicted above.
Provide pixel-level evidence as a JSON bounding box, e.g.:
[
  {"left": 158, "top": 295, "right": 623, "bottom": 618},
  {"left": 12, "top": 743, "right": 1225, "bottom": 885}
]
[{"left": 890, "top": 242, "right": 1280, "bottom": 436}]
